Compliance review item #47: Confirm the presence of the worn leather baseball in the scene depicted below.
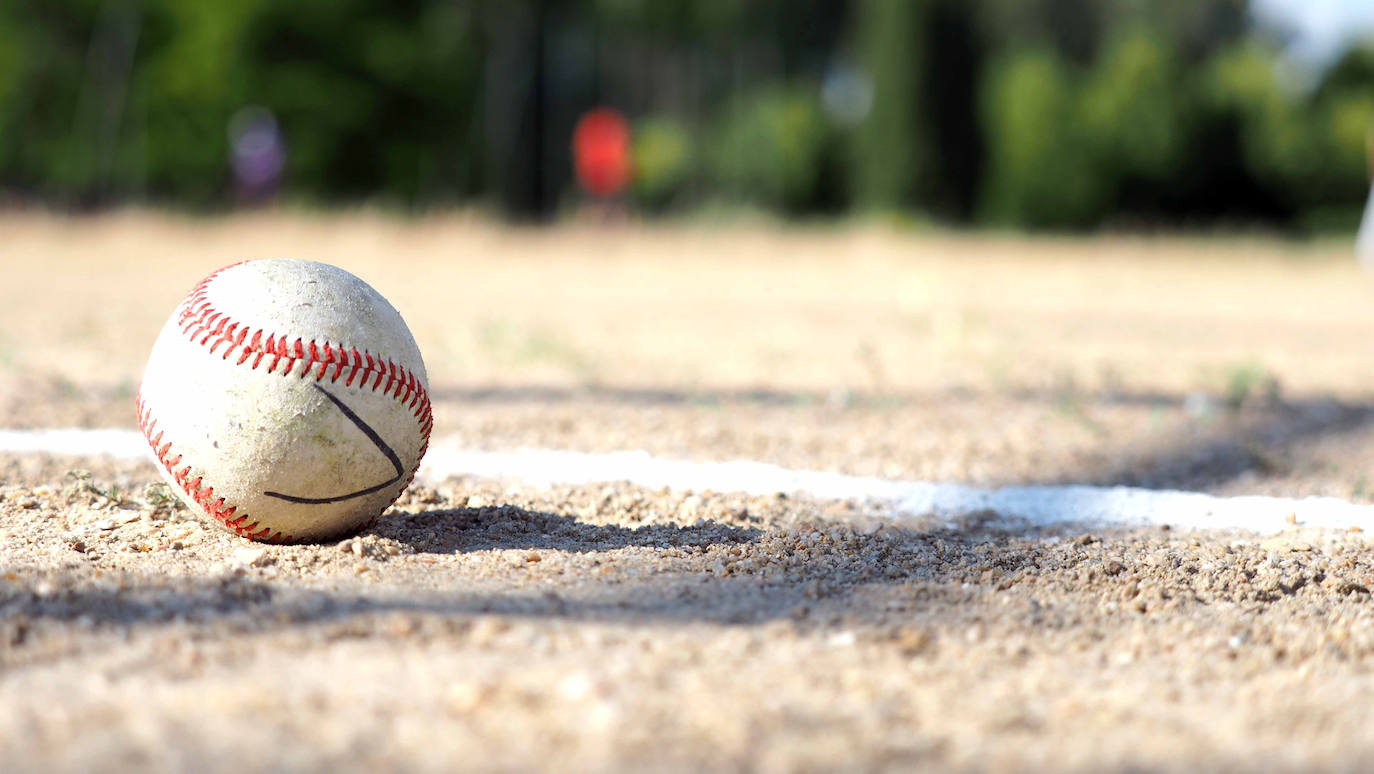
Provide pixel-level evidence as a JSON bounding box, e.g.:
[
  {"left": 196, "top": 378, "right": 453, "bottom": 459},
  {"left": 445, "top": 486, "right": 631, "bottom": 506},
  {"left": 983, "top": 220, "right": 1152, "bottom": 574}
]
[{"left": 136, "top": 259, "right": 432, "bottom": 543}]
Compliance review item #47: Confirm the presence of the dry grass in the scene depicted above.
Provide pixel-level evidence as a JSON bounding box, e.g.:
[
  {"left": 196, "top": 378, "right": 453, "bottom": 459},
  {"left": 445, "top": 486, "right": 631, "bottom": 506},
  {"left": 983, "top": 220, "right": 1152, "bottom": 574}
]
[{"left": 3, "top": 210, "right": 1372, "bottom": 399}]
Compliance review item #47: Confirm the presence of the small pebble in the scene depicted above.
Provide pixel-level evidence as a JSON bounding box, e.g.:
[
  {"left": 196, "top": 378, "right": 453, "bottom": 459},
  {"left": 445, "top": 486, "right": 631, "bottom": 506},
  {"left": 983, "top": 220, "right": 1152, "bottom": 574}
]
[
  {"left": 827, "top": 631, "right": 857, "bottom": 648},
  {"left": 233, "top": 547, "right": 270, "bottom": 568}
]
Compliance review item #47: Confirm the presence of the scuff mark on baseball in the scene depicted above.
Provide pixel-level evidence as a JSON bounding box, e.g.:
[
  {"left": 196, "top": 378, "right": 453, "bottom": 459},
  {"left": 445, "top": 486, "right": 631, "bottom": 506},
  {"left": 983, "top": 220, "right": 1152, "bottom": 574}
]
[{"left": 136, "top": 259, "right": 433, "bottom": 543}]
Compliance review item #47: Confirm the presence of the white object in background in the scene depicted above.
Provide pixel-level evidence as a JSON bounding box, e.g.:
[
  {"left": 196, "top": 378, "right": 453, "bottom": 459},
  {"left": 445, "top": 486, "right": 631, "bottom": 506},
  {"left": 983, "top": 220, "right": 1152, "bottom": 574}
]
[
  {"left": 1358, "top": 129, "right": 1374, "bottom": 271},
  {"left": 135, "top": 259, "right": 432, "bottom": 543},
  {"left": 1358, "top": 182, "right": 1374, "bottom": 271}
]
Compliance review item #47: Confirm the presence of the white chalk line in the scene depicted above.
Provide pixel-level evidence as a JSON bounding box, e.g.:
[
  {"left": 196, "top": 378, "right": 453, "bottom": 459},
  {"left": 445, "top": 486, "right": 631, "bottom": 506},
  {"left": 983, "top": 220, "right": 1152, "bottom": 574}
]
[{"left": 2, "top": 428, "right": 1372, "bottom": 535}]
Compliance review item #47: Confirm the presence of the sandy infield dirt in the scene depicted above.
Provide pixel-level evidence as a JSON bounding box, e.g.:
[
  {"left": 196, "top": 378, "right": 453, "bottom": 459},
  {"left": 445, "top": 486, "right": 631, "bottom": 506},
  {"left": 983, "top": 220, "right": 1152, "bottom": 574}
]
[{"left": 4, "top": 212, "right": 1374, "bottom": 772}]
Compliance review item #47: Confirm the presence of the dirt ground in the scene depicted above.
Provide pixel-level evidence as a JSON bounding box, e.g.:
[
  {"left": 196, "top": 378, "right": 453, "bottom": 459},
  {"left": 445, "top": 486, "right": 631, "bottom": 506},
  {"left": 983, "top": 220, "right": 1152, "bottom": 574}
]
[{"left": 5, "top": 212, "right": 1374, "bottom": 772}]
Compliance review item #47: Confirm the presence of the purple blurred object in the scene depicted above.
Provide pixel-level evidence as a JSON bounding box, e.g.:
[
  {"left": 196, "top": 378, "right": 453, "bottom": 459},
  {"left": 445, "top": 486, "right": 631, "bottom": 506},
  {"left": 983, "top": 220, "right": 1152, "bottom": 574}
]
[{"left": 228, "top": 106, "right": 285, "bottom": 201}]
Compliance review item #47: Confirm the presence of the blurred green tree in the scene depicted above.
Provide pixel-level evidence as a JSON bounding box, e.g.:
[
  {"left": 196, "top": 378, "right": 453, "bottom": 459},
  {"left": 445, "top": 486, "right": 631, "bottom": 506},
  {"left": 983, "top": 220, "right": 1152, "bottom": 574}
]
[
  {"left": 1304, "top": 45, "right": 1374, "bottom": 229},
  {"left": 1078, "top": 27, "right": 1185, "bottom": 196},
  {"left": 0, "top": 0, "right": 134, "bottom": 204},
  {"left": 707, "top": 85, "right": 828, "bottom": 212},
  {"left": 135, "top": 0, "right": 261, "bottom": 204},
  {"left": 851, "top": 0, "right": 924, "bottom": 211},
  {"left": 1202, "top": 42, "right": 1322, "bottom": 219},
  {"left": 0, "top": 0, "right": 1367, "bottom": 230},
  {"left": 979, "top": 48, "right": 1105, "bottom": 228},
  {"left": 240, "top": 0, "right": 482, "bottom": 205},
  {"left": 631, "top": 116, "right": 694, "bottom": 210}
]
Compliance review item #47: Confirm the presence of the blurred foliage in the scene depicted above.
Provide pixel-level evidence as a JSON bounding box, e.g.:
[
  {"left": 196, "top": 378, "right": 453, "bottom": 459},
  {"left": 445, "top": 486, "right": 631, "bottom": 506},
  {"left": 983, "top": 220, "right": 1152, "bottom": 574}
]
[
  {"left": 631, "top": 117, "right": 693, "bottom": 209},
  {"left": 707, "top": 86, "right": 829, "bottom": 212},
  {"left": 1078, "top": 28, "right": 1184, "bottom": 187},
  {"left": 0, "top": 0, "right": 1370, "bottom": 231},
  {"left": 979, "top": 49, "right": 1105, "bottom": 228},
  {"left": 851, "top": 0, "right": 923, "bottom": 211},
  {"left": 242, "top": 0, "right": 482, "bottom": 203}
]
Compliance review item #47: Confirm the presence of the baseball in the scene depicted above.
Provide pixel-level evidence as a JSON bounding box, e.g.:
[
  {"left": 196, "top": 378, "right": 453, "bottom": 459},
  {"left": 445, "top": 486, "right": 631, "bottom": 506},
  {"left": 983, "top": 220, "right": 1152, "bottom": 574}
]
[{"left": 135, "top": 259, "right": 432, "bottom": 543}]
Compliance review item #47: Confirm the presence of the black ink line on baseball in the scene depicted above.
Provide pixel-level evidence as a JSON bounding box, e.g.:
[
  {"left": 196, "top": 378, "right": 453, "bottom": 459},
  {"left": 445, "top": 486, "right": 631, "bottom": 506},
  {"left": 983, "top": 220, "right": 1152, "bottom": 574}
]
[{"left": 263, "top": 384, "right": 404, "bottom": 504}]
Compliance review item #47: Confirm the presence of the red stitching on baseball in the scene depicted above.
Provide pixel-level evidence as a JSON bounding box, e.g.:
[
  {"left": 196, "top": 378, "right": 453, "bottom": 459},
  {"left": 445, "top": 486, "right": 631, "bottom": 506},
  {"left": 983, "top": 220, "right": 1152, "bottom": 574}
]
[
  {"left": 137, "top": 394, "right": 295, "bottom": 543},
  {"left": 136, "top": 262, "right": 431, "bottom": 544}
]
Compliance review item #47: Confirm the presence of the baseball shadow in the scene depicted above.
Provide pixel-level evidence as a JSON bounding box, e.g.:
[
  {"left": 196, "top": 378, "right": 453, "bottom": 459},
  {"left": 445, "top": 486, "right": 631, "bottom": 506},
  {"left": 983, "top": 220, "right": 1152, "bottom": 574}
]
[{"left": 0, "top": 516, "right": 1049, "bottom": 631}]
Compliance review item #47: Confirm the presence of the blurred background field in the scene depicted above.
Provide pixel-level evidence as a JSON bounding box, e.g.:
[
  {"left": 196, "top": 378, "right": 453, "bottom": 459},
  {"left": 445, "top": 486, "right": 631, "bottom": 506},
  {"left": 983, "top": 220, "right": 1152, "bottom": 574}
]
[
  {"left": 4, "top": 211, "right": 1374, "bottom": 398},
  {"left": 0, "top": 0, "right": 1371, "bottom": 233},
  {"left": 7, "top": 213, "right": 1374, "bottom": 500}
]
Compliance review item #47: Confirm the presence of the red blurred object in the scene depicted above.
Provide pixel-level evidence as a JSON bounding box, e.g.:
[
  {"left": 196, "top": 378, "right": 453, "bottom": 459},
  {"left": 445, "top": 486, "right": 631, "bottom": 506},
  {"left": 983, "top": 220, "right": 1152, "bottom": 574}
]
[{"left": 572, "top": 108, "right": 632, "bottom": 198}]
